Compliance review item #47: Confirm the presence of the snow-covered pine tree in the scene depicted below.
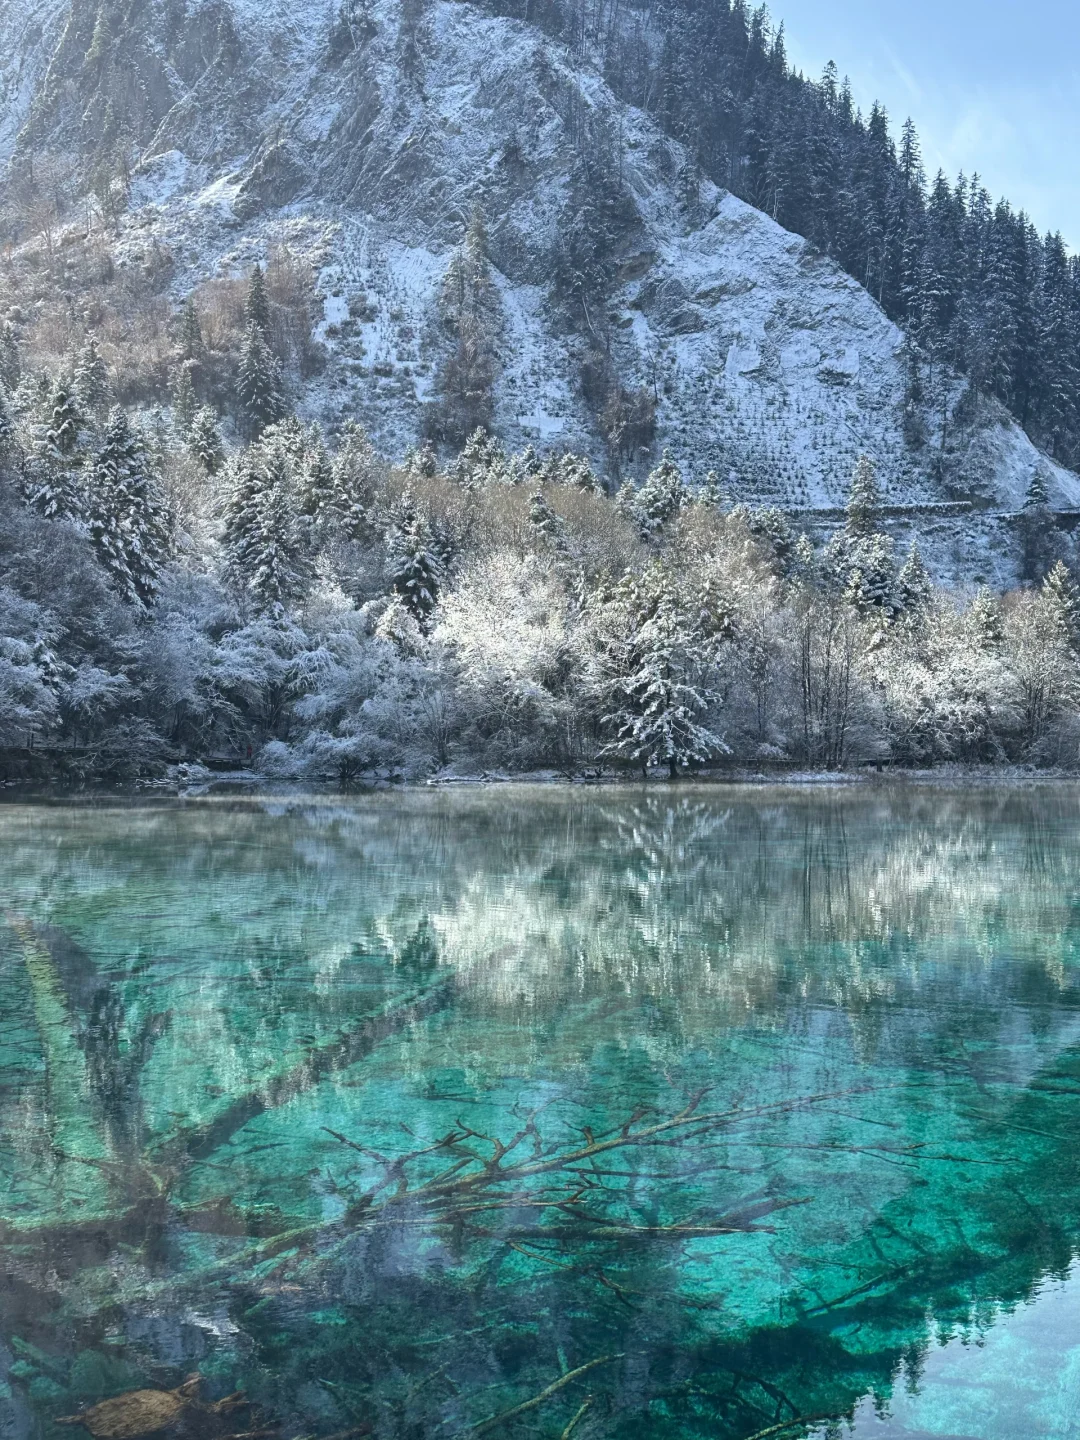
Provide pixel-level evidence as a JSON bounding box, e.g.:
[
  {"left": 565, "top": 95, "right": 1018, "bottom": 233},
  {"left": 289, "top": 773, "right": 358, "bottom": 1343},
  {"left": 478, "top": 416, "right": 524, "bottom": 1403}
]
[
  {"left": 24, "top": 382, "right": 88, "bottom": 520},
  {"left": 173, "top": 363, "right": 198, "bottom": 433},
  {"left": 187, "top": 407, "right": 225, "bottom": 475},
  {"left": 237, "top": 321, "right": 286, "bottom": 437},
  {"left": 297, "top": 428, "right": 335, "bottom": 525},
  {"left": 560, "top": 453, "right": 600, "bottom": 492},
  {"left": 896, "top": 542, "right": 933, "bottom": 614},
  {"left": 44, "top": 383, "right": 83, "bottom": 460},
  {"left": 387, "top": 491, "right": 442, "bottom": 625},
  {"left": 635, "top": 451, "right": 686, "bottom": 538},
  {"left": 222, "top": 440, "right": 312, "bottom": 614},
  {"left": 598, "top": 566, "right": 726, "bottom": 778},
  {"left": 0, "top": 383, "right": 13, "bottom": 451},
  {"left": 968, "top": 587, "right": 1005, "bottom": 650},
  {"left": 247, "top": 442, "right": 313, "bottom": 613},
  {"left": 74, "top": 335, "right": 110, "bottom": 416},
  {"left": 450, "top": 427, "right": 508, "bottom": 488},
  {"left": 327, "top": 421, "right": 377, "bottom": 540},
  {"left": 245, "top": 263, "right": 272, "bottom": 337},
  {"left": 180, "top": 296, "right": 203, "bottom": 360},
  {"left": 221, "top": 452, "right": 264, "bottom": 590},
  {"left": 434, "top": 208, "right": 502, "bottom": 443},
  {"left": 87, "top": 408, "right": 170, "bottom": 606},
  {"left": 0, "top": 322, "right": 19, "bottom": 391},
  {"left": 1042, "top": 560, "right": 1080, "bottom": 650},
  {"left": 1024, "top": 466, "right": 1050, "bottom": 510},
  {"left": 846, "top": 454, "right": 881, "bottom": 536},
  {"left": 404, "top": 441, "right": 439, "bottom": 482},
  {"left": 528, "top": 491, "right": 568, "bottom": 560}
]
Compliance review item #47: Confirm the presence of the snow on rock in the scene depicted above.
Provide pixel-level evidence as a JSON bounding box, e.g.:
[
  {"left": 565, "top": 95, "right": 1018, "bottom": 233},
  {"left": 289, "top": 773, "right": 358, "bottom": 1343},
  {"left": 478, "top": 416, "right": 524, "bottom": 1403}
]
[{"left": 5, "top": 0, "right": 1079, "bottom": 555}]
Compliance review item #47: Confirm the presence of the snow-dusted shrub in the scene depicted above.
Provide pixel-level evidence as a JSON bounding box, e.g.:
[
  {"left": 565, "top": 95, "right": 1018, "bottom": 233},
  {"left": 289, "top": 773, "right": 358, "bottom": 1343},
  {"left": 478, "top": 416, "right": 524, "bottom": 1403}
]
[{"left": 434, "top": 550, "right": 587, "bottom": 768}]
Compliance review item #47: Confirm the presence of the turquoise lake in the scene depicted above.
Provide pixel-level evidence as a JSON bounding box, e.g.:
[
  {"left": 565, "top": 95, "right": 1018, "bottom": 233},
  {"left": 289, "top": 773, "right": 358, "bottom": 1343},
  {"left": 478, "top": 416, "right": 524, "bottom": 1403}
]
[{"left": 1, "top": 787, "right": 1079, "bottom": 1439}]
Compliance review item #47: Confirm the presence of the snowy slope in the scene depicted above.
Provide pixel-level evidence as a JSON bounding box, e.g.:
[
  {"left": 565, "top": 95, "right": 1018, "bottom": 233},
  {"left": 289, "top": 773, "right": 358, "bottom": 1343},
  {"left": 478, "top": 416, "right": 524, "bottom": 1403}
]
[
  {"left": 5, "top": 0, "right": 1080, "bottom": 539},
  {"left": 0, "top": 0, "right": 66, "bottom": 167}
]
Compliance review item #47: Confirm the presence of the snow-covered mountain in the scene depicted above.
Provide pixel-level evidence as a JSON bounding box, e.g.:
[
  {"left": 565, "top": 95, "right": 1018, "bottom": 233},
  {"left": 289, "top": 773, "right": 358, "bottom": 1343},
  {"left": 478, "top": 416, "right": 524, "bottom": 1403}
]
[{"left": 3, "top": 0, "right": 1079, "bottom": 574}]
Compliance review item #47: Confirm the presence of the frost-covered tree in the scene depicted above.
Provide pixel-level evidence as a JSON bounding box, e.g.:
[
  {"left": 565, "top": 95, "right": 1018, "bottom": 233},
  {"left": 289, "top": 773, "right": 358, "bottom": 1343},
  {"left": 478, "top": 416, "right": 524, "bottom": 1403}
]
[
  {"left": 404, "top": 441, "right": 439, "bottom": 483},
  {"left": 846, "top": 454, "right": 882, "bottom": 536},
  {"left": 596, "top": 565, "right": 727, "bottom": 777},
  {"left": 449, "top": 428, "right": 508, "bottom": 489},
  {"left": 529, "top": 491, "right": 568, "bottom": 560},
  {"left": 1042, "top": 560, "right": 1080, "bottom": 650},
  {"left": 24, "top": 383, "right": 88, "bottom": 520},
  {"left": 245, "top": 263, "right": 272, "bottom": 337},
  {"left": 187, "top": 406, "right": 225, "bottom": 476},
  {"left": 634, "top": 451, "right": 686, "bottom": 539},
  {"left": 237, "top": 322, "right": 286, "bottom": 437},
  {"left": 325, "top": 422, "right": 377, "bottom": 540},
  {"left": 388, "top": 492, "right": 443, "bottom": 626},
  {"left": 0, "top": 322, "right": 20, "bottom": 392},
  {"left": 180, "top": 296, "right": 203, "bottom": 360},
  {"left": 44, "top": 382, "right": 83, "bottom": 460},
  {"left": 432, "top": 208, "right": 502, "bottom": 443},
  {"left": 87, "top": 408, "right": 171, "bottom": 606},
  {"left": 896, "top": 542, "right": 933, "bottom": 615},
  {"left": 173, "top": 363, "right": 198, "bottom": 433},
  {"left": 74, "top": 335, "right": 110, "bottom": 416},
  {"left": 222, "top": 440, "right": 312, "bottom": 614},
  {"left": 0, "top": 384, "right": 14, "bottom": 452}
]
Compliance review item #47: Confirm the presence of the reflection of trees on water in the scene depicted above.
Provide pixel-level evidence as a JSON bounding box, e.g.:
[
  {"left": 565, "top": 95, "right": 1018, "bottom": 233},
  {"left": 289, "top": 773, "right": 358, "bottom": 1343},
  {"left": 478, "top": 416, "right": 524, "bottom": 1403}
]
[{"left": 2, "top": 789, "right": 1080, "bottom": 1438}]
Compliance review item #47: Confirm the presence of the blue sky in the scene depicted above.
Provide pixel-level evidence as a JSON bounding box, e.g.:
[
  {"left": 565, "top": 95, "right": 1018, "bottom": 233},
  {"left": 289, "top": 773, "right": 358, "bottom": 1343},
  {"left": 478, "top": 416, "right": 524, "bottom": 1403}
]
[{"left": 773, "top": 0, "right": 1079, "bottom": 246}]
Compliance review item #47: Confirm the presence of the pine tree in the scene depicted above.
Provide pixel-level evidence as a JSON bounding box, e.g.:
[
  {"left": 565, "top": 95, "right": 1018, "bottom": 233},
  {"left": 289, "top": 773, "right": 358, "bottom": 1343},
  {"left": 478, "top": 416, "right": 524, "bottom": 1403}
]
[
  {"left": 896, "top": 542, "right": 933, "bottom": 614},
  {"left": 0, "top": 322, "right": 20, "bottom": 391},
  {"left": 635, "top": 451, "right": 686, "bottom": 537},
  {"left": 599, "top": 567, "right": 726, "bottom": 778},
  {"left": 529, "top": 491, "right": 568, "bottom": 559},
  {"left": 247, "top": 442, "right": 312, "bottom": 613},
  {"left": 222, "top": 441, "right": 312, "bottom": 614},
  {"left": 24, "top": 383, "right": 87, "bottom": 520},
  {"left": 405, "top": 440, "right": 439, "bottom": 482},
  {"left": 433, "top": 207, "right": 502, "bottom": 443},
  {"left": 1042, "top": 560, "right": 1080, "bottom": 649},
  {"left": 74, "top": 335, "right": 110, "bottom": 416},
  {"left": 222, "top": 453, "right": 264, "bottom": 590},
  {"left": 846, "top": 454, "right": 881, "bottom": 536},
  {"left": 88, "top": 408, "right": 170, "bottom": 606},
  {"left": 969, "top": 587, "right": 1005, "bottom": 650},
  {"left": 173, "top": 363, "right": 198, "bottom": 433},
  {"left": 327, "top": 422, "right": 377, "bottom": 540},
  {"left": 387, "top": 491, "right": 442, "bottom": 625},
  {"left": 0, "top": 383, "right": 13, "bottom": 452},
  {"left": 237, "top": 321, "right": 286, "bottom": 437},
  {"left": 187, "top": 407, "right": 225, "bottom": 475},
  {"left": 245, "top": 263, "right": 271, "bottom": 337},
  {"left": 180, "top": 296, "right": 203, "bottom": 360},
  {"left": 1024, "top": 466, "right": 1050, "bottom": 509},
  {"left": 44, "top": 383, "right": 83, "bottom": 460}
]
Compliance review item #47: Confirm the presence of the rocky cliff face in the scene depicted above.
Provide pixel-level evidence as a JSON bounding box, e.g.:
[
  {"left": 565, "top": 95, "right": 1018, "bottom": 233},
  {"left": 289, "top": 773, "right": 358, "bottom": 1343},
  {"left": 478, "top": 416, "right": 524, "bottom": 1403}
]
[{"left": 3, "top": 0, "right": 1078, "bottom": 572}]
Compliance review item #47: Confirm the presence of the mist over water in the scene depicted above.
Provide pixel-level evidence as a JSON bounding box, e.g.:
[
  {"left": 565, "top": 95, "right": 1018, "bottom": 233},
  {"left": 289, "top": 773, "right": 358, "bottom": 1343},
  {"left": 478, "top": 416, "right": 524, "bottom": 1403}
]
[{"left": 2, "top": 787, "right": 1080, "bottom": 1439}]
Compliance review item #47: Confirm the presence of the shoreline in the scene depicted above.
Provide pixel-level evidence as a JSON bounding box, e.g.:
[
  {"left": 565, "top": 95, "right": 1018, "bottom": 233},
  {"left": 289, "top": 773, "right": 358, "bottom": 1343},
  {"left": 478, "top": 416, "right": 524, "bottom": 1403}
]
[{"left": 4, "top": 761, "right": 1080, "bottom": 802}]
